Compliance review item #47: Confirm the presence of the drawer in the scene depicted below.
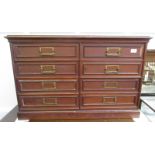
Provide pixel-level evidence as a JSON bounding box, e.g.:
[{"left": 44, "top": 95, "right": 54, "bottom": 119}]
[
  {"left": 81, "top": 94, "right": 138, "bottom": 109},
  {"left": 17, "top": 79, "right": 78, "bottom": 92},
  {"left": 15, "top": 62, "right": 78, "bottom": 76},
  {"left": 82, "top": 79, "right": 139, "bottom": 91},
  {"left": 82, "top": 44, "right": 143, "bottom": 58},
  {"left": 82, "top": 62, "right": 142, "bottom": 76},
  {"left": 19, "top": 95, "right": 79, "bottom": 110},
  {"left": 13, "top": 43, "right": 79, "bottom": 60}
]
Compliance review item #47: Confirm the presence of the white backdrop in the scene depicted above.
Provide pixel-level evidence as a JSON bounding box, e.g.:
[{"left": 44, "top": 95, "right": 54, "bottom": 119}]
[
  {"left": 0, "top": 0, "right": 155, "bottom": 113},
  {"left": 1, "top": 1, "right": 155, "bottom": 155}
]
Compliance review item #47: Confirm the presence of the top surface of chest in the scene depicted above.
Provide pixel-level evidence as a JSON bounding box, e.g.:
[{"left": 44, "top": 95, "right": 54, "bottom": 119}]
[{"left": 6, "top": 35, "right": 151, "bottom": 42}]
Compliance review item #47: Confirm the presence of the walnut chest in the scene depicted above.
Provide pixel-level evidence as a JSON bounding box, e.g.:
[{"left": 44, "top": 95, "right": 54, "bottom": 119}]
[{"left": 6, "top": 35, "right": 151, "bottom": 121}]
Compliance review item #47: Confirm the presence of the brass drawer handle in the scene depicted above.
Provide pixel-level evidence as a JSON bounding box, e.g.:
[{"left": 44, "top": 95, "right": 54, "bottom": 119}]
[
  {"left": 106, "top": 47, "right": 121, "bottom": 57},
  {"left": 42, "top": 81, "right": 56, "bottom": 90},
  {"left": 104, "top": 82, "right": 118, "bottom": 88},
  {"left": 105, "top": 65, "right": 120, "bottom": 74},
  {"left": 43, "top": 98, "right": 57, "bottom": 105},
  {"left": 40, "top": 47, "right": 56, "bottom": 56},
  {"left": 40, "top": 65, "right": 56, "bottom": 74},
  {"left": 103, "top": 96, "right": 117, "bottom": 104}
]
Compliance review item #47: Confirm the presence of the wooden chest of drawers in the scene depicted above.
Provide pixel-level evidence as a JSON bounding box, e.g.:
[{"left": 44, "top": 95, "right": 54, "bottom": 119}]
[{"left": 6, "top": 35, "right": 150, "bottom": 121}]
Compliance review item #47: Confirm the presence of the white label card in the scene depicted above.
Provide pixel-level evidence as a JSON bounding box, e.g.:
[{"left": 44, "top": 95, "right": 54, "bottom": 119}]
[{"left": 130, "top": 49, "right": 137, "bottom": 53}]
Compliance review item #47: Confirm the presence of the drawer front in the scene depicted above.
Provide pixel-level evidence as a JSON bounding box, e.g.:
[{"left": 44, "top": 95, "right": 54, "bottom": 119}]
[
  {"left": 82, "top": 63, "right": 141, "bottom": 75},
  {"left": 16, "top": 62, "right": 78, "bottom": 76},
  {"left": 82, "top": 79, "right": 139, "bottom": 91},
  {"left": 82, "top": 44, "right": 143, "bottom": 58},
  {"left": 19, "top": 95, "right": 79, "bottom": 110},
  {"left": 81, "top": 94, "right": 138, "bottom": 109},
  {"left": 13, "top": 43, "right": 78, "bottom": 60},
  {"left": 17, "top": 79, "right": 78, "bottom": 92}
]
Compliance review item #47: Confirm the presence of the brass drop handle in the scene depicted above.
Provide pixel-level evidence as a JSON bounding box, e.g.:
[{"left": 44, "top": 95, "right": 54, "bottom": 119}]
[
  {"left": 105, "top": 65, "right": 120, "bottom": 74},
  {"left": 102, "top": 96, "right": 117, "bottom": 104},
  {"left": 106, "top": 47, "right": 121, "bottom": 57},
  {"left": 43, "top": 98, "right": 57, "bottom": 105},
  {"left": 40, "top": 65, "right": 56, "bottom": 74},
  {"left": 39, "top": 47, "right": 56, "bottom": 56}
]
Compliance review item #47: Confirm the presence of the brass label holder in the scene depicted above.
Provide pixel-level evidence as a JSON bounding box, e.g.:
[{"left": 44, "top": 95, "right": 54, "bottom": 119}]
[
  {"left": 105, "top": 65, "right": 120, "bottom": 74},
  {"left": 42, "top": 81, "right": 57, "bottom": 90},
  {"left": 40, "top": 65, "right": 56, "bottom": 74},
  {"left": 106, "top": 47, "right": 121, "bottom": 57},
  {"left": 104, "top": 82, "right": 118, "bottom": 88},
  {"left": 43, "top": 98, "right": 57, "bottom": 105},
  {"left": 39, "top": 47, "right": 56, "bottom": 56},
  {"left": 102, "top": 96, "right": 117, "bottom": 104}
]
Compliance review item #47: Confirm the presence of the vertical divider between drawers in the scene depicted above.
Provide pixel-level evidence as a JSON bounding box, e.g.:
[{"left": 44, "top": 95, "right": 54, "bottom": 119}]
[{"left": 78, "top": 42, "right": 82, "bottom": 109}]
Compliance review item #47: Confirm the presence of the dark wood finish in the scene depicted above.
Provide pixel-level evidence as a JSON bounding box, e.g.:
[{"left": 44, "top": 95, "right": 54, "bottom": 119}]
[
  {"left": 81, "top": 93, "right": 138, "bottom": 109},
  {"left": 17, "top": 79, "right": 78, "bottom": 92},
  {"left": 15, "top": 62, "right": 78, "bottom": 76},
  {"left": 81, "top": 78, "right": 139, "bottom": 92},
  {"left": 82, "top": 62, "right": 142, "bottom": 76},
  {"left": 18, "top": 110, "right": 140, "bottom": 120},
  {"left": 12, "top": 43, "right": 79, "bottom": 61},
  {"left": 6, "top": 35, "right": 150, "bottom": 121},
  {"left": 82, "top": 43, "right": 144, "bottom": 58},
  {"left": 19, "top": 95, "right": 79, "bottom": 110}
]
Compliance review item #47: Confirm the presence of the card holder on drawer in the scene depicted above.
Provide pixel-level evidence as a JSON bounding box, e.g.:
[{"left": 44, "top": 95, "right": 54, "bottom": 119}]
[
  {"left": 43, "top": 98, "right": 57, "bottom": 105},
  {"left": 102, "top": 96, "right": 116, "bottom": 104},
  {"left": 104, "top": 82, "right": 118, "bottom": 88},
  {"left": 42, "top": 81, "right": 56, "bottom": 90},
  {"left": 40, "top": 65, "right": 56, "bottom": 74},
  {"left": 104, "top": 65, "right": 120, "bottom": 74},
  {"left": 106, "top": 47, "right": 121, "bottom": 57},
  {"left": 40, "top": 47, "right": 56, "bottom": 56}
]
